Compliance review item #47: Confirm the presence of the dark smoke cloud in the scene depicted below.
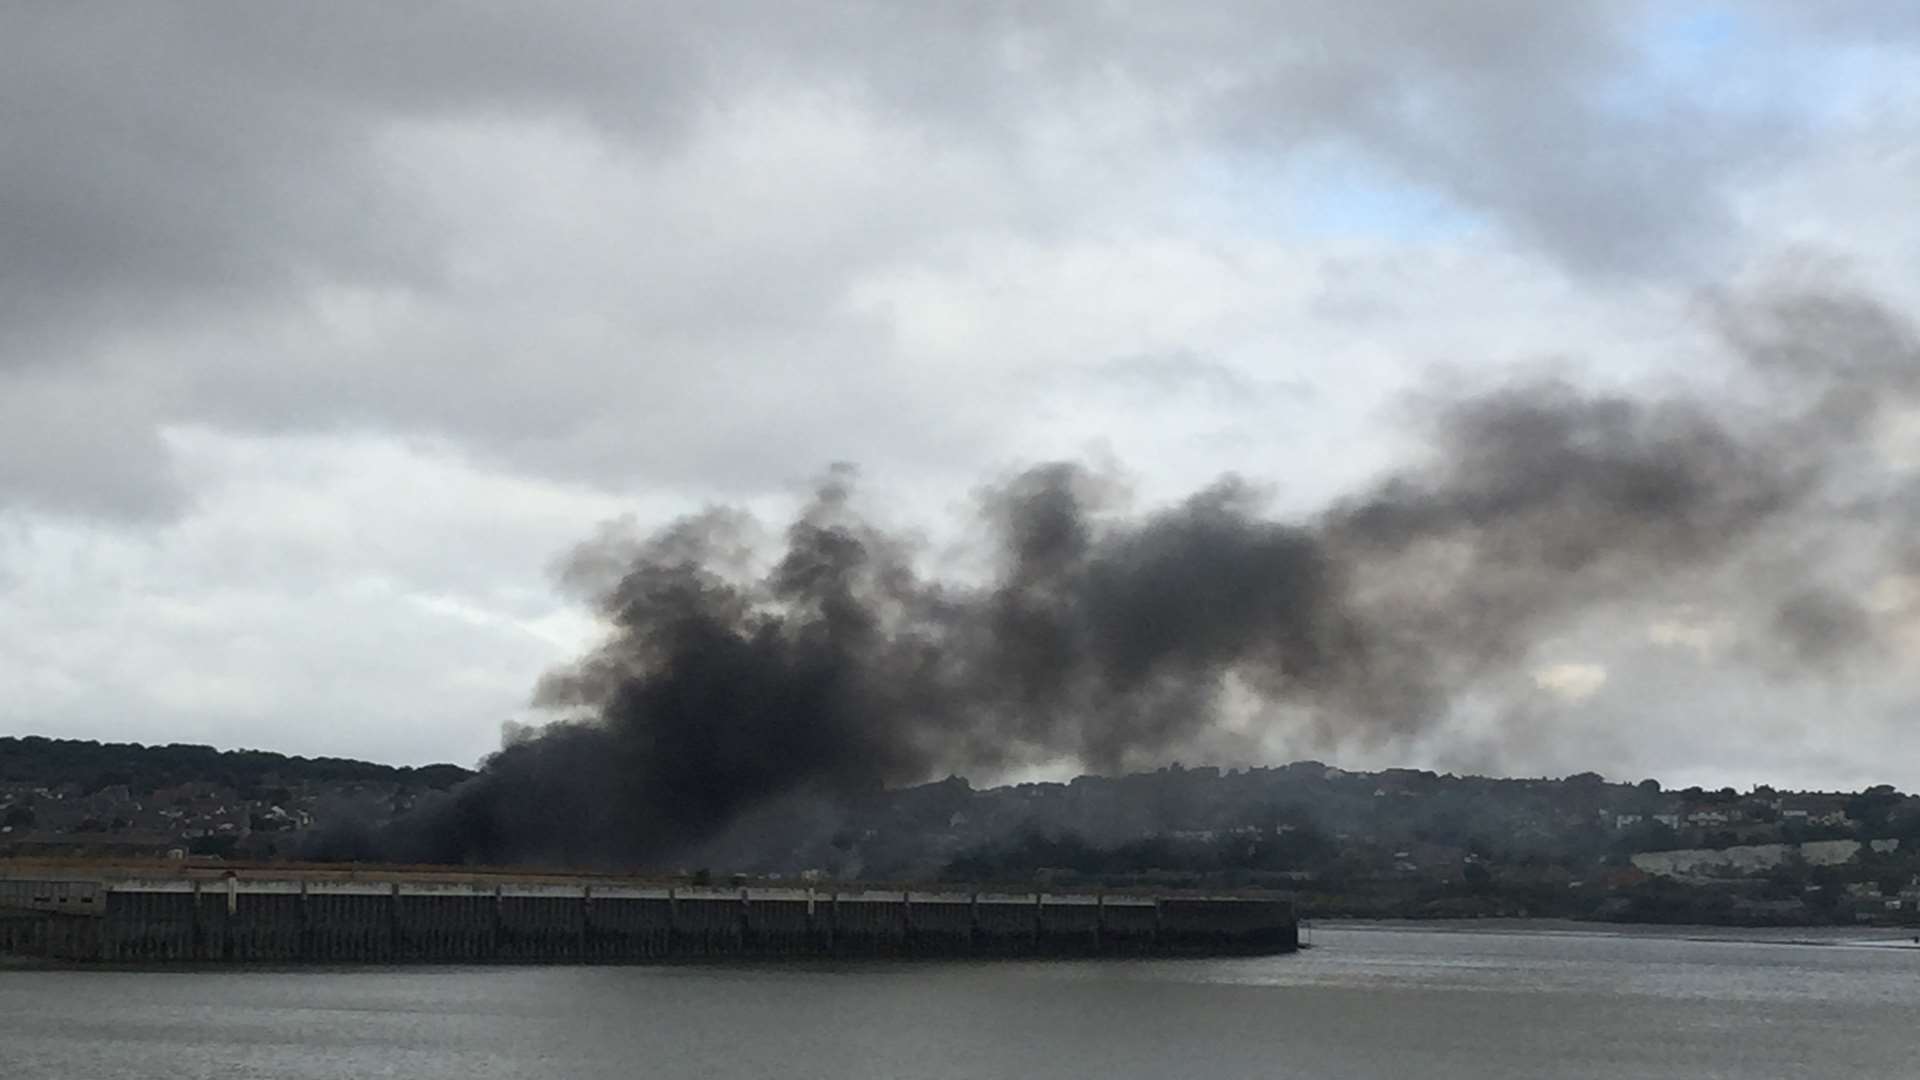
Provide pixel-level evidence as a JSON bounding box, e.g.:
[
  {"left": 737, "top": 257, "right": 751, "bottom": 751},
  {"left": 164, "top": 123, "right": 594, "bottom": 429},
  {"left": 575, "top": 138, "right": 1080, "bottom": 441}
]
[
  {"left": 1770, "top": 589, "right": 1878, "bottom": 669},
  {"left": 382, "top": 286, "right": 1919, "bottom": 869}
]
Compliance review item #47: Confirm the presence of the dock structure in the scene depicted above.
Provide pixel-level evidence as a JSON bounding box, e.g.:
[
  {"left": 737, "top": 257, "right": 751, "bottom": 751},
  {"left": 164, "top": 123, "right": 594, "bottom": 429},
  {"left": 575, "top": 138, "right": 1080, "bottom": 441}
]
[{"left": 0, "top": 864, "right": 1296, "bottom": 964}]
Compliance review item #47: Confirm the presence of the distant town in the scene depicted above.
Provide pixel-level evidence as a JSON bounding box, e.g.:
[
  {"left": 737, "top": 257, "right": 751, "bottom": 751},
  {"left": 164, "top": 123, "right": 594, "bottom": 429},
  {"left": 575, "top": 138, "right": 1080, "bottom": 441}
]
[{"left": 4, "top": 735, "right": 1918, "bottom": 927}]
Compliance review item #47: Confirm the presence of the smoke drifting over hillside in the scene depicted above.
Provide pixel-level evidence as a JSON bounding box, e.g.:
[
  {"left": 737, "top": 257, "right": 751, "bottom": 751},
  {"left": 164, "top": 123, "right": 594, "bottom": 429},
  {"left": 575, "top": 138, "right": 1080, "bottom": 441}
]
[{"left": 394, "top": 288, "right": 1919, "bottom": 868}]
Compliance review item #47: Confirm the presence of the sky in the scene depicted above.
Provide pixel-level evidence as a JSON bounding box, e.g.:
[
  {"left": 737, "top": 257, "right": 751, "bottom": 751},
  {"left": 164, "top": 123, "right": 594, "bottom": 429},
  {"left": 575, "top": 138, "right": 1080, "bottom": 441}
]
[{"left": 4, "top": 3, "right": 1919, "bottom": 792}]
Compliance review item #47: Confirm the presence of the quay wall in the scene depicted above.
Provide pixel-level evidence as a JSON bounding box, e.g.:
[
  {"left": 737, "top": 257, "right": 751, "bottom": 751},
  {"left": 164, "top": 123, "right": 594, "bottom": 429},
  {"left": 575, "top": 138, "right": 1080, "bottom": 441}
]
[{"left": 0, "top": 868, "right": 1295, "bottom": 964}]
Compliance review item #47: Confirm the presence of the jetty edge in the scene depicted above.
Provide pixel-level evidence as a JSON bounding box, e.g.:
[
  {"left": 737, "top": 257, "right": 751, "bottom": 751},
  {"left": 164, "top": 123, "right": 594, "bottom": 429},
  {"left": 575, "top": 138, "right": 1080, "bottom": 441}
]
[{"left": 0, "top": 861, "right": 1297, "bottom": 963}]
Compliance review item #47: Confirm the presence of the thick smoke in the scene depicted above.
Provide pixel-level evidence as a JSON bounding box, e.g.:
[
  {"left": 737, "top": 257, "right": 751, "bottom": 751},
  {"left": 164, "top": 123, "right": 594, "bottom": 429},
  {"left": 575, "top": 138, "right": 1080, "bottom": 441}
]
[{"left": 390, "top": 287, "right": 1918, "bottom": 868}]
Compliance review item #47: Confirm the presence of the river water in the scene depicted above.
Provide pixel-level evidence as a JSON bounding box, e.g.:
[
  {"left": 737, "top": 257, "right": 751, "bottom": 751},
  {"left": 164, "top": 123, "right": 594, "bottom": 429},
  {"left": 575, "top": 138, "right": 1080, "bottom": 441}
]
[{"left": 3, "top": 923, "right": 1915, "bottom": 1079}]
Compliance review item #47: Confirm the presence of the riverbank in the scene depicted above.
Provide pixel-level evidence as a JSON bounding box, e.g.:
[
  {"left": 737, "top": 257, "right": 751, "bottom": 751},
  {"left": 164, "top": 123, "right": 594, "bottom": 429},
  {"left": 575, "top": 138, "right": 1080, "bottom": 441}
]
[{"left": 1313, "top": 916, "right": 1920, "bottom": 948}]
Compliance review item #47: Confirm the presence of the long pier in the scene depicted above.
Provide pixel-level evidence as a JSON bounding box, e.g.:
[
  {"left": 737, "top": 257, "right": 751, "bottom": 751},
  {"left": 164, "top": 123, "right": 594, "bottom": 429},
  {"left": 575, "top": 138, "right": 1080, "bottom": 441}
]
[{"left": 0, "top": 864, "right": 1296, "bottom": 964}]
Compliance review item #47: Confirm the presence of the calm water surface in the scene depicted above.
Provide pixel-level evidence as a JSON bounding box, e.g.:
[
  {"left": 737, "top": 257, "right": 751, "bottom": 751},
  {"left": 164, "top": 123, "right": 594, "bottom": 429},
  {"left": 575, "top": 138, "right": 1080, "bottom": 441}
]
[{"left": 3, "top": 924, "right": 1916, "bottom": 1079}]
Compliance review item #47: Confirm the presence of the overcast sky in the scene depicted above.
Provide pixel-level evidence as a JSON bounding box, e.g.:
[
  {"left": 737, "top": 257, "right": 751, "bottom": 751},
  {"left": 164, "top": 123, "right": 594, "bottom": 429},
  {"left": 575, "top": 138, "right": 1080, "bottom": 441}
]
[{"left": 4, "top": 3, "right": 1919, "bottom": 791}]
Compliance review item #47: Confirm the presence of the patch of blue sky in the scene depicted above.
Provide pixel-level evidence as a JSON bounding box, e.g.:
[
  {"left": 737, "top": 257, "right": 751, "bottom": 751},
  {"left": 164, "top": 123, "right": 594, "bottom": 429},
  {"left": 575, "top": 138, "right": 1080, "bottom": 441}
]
[
  {"left": 1776, "top": 34, "right": 1920, "bottom": 125},
  {"left": 1608, "top": 4, "right": 1820, "bottom": 122},
  {"left": 1648, "top": 5, "right": 1742, "bottom": 65},
  {"left": 1618, "top": 4, "right": 1920, "bottom": 143},
  {"left": 1182, "top": 143, "right": 1483, "bottom": 246}
]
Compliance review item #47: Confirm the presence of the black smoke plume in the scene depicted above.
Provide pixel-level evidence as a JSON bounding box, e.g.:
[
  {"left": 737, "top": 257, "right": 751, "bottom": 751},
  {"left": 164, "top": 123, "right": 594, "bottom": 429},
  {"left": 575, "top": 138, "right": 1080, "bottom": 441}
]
[{"left": 381, "top": 286, "right": 1918, "bottom": 868}]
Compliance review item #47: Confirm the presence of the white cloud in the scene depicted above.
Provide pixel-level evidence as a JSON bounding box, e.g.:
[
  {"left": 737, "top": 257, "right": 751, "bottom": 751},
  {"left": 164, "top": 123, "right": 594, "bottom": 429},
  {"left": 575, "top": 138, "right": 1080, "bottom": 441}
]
[{"left": 1533, "top": 663, "right": 1609, "bottom": 702}]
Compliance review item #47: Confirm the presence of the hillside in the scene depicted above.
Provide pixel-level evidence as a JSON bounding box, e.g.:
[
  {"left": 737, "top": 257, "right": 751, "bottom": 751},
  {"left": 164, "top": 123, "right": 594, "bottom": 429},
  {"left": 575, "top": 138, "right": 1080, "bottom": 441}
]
[
  {"left": 694, "top": 764, "right": 1920, "bottom": 926},
  {"left": 0, "top": 736, "right": 471, "bottom": 860},
  {"left": 0, "top": 736, "right": 471, "bottom": 795},
  {"left": 5, "top": 736, "right": 1919, "bottom": 925}
]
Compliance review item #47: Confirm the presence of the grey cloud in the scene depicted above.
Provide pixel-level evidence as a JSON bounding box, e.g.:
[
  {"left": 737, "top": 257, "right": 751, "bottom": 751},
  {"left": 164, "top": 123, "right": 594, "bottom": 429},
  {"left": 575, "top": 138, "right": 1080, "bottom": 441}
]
[
  {"left": 2, "top": 8, "right": 441, "bottom": 365},
  {"left": 3, "top": 2, "right": 1881, "bottom": 519},
  {"left": 0, "top": 368, "right": 186, "bottom": 519},
  {"left": 1720, "top": 288, "right": 1920, "bottom": 396},
  {"left": 1770, "top": 588, "right": 1878, "bottom": 670},
  {"left": 1209, "top": 3, "right": 1749, "bottom": 275}
]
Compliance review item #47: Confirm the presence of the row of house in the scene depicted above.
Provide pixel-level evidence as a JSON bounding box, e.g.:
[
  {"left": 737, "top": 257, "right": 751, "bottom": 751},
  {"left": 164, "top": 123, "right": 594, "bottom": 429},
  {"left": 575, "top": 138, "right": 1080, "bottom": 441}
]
[{"left": 1608, "top": 794, "right": 1857, "bottom": 834}]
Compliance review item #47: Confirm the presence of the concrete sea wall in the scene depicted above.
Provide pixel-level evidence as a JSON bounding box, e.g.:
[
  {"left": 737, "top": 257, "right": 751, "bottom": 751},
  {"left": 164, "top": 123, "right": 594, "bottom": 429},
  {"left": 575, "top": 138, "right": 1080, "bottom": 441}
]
[{"left": 0, "top": 868, "right": 1296, "bottom": 964}]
